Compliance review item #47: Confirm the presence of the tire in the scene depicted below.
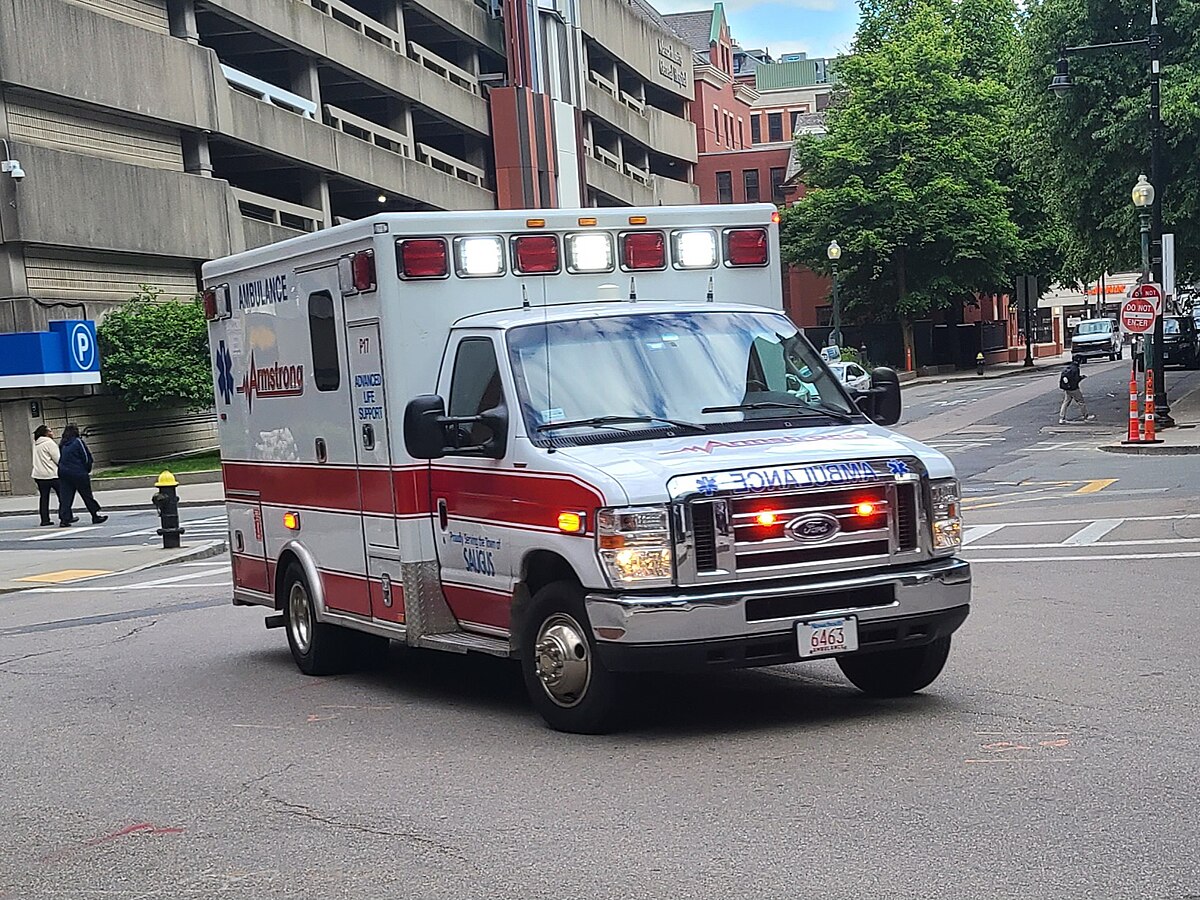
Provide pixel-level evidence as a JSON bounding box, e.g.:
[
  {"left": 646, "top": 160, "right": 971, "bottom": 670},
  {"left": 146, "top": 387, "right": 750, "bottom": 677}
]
[
  {"left": 282, "top": 563, "right": 354, "bottom": 676},
  {"left": 519, "top": 580, "right": 622, "bottom": 734},
  {"left": 836, "top": 636, "right": 952, "bottom": 697}
]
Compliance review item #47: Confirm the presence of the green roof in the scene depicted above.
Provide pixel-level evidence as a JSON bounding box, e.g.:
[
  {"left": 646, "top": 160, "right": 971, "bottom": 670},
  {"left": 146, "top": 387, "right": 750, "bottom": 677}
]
[
  {"left": 755, "top": 58, "right": 837, "bottom": 91},
  {"left": 711, "top": 2, "right": 724, "bottom": 44}
]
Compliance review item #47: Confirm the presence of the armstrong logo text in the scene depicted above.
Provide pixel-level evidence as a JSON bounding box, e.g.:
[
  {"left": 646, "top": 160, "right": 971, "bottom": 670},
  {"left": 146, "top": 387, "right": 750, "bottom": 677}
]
[
  {"left": 237, "top": 351, "right": 304, "bottom": 411},
  {"left": 237, "top": 274, "right": 288, "bottom": 309}
]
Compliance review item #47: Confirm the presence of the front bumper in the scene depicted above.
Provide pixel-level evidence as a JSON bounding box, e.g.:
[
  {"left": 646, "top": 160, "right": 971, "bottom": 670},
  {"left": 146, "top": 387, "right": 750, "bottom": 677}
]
[
  {"left": 586, "top": 557, "right": 971, "bottom": 671},
  {"left": 1071, "top": 343, "right": 1115, "bottom": 359}
]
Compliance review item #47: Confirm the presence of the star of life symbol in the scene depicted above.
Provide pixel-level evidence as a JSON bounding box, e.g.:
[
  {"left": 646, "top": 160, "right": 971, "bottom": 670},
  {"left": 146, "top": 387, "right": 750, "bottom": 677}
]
[
  {"left": 886, "top": 459, "right": 910, "bottom": 476},
  {"left": 215, "top": 341, "right": 235, "bottom": 405},
  {"left": 696, "top": 476, "right": 719, "bottom": 496}
]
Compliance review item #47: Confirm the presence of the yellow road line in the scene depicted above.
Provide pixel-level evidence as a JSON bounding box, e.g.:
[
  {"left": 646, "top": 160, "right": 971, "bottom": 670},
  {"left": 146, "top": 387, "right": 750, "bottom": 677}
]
[
  {"left": 1075, "top": 478, "right": 1118, "bottom": 494},
  {"left": 17, "top": 569, "right": 112, "bottom": 584}
]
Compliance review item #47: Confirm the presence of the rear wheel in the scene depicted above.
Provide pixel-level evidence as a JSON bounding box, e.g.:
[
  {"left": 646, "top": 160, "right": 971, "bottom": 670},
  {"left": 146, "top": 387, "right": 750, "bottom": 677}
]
[
  {"left": 836, "top": 637, "right": 952, "bottom": 697},
  {"left": 519, "top": 580, "right": 622, "bottom": 734},
  {"left": 282, "top": 563, "right": 355, "bottom": 675}
]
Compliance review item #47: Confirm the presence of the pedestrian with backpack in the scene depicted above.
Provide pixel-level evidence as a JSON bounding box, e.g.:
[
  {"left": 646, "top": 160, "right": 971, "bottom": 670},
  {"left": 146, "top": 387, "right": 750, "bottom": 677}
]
[{"left": 1059, "top": 356, "right": 1096, "bottom": 425}]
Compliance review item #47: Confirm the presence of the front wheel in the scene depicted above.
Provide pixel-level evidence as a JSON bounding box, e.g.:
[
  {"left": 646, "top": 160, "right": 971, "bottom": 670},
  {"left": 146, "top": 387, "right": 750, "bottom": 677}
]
[
  {"left": 836, "top": 637, "right": 951, "bottom": 697},
  {"left": 519, "top": 581, "right": 622, "bottom": 734}
]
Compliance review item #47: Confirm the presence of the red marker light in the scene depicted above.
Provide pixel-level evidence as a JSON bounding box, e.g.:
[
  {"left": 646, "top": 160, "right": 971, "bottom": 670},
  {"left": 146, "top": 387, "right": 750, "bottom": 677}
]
[
  {"left": 622, "top": 231, "right": 667, "bottom": 270},
  {"left": 755, "top": 511, "right": 778, "bottom": 527},
  {"left": 399, "top": 238, "right": 448, "bottom": 278},
  {"left": 725, "top": 228, "right": 769, "bottom": 266},
  {"left": 513, "top": 235, "right": 560, "bottom": 274},
  {"left": 854, "top": 502, "right": 876, "bottom": 517},
  {"left": 352, "top": 250, "right": 376, "bottom": 291}
]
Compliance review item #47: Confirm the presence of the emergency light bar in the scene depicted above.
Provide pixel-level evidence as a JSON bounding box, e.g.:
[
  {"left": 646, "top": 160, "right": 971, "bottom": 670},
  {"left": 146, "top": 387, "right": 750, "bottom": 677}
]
[
  {"left": 724, "top": 228, "right": 769, "bottom": 267},
  {"left": 203, "top": 284, "right": 231, "bottom": 320},
  {"left": 399, "top": 238, "right": 449, "bottom": 279},
  {"left": 455, "top": 235, "right": 505, "bottom": 277},
  {"left": 513, "top": 234, "right": 560, "bottom": 274},
  {"left": 672, "top": 229, "right": 718, "bottom": 269},
  {"left": 621, "top": 232, "right": 666, "bottom": 271},
  {"left": 565, "top": 233, "right": 614, "bottom": 274}
]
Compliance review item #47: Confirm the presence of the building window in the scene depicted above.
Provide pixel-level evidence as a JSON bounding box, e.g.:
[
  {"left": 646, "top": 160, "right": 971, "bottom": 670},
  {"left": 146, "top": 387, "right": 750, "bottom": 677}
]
[
  {"left": 816, "top": 92, "right": 830, "bottom": 112},
  {"left": 307, "top": 291, "right": 340, "bottom": 391},
  {"left": 743, "top": 170, "right": 760, "bottom": 203},
  {"left": 716, "top": 171, "right": 733, "bottom": 204},
  {"left": 738, "top": 117, "right": 744, "bottom": 148},
  {"left": 713, "top": 106, "right": 720, "bottom": 143},
  {"left": 768, "top": 112, "right": 783, "bottom": 142},
  {"left": 770, "top": 167, "right": 786, "bottom": 203},
  {"left": 750, "top": 115, "right": 761, "bottom": 143}
]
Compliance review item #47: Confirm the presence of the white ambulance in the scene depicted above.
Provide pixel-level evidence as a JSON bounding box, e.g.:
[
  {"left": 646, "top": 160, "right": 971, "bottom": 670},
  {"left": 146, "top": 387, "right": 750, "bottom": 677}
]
[{"left": 203, "top": 204, "right": 969, "bottom": 733}]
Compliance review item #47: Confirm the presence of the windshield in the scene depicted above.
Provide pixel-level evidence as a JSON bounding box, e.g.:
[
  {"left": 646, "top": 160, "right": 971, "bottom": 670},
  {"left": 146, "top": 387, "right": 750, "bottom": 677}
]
[
  {"left": 1075, "top": 321, "right": 1112, "bottom": 336},
  {"left": 506, "top": 310, "right": 857, "bottom": 441},
  {"left": 1164, "top": 318, "right": 1181, "bottom": 334}
]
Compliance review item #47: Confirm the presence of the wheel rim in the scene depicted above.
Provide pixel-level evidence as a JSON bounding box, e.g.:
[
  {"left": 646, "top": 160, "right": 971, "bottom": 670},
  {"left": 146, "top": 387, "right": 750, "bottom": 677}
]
[
  {"left": 288, "top": 581, "right": 313, "bottom": 654},
  {"left": 533, "top": 613, "right": 591, "bottom": 708}
]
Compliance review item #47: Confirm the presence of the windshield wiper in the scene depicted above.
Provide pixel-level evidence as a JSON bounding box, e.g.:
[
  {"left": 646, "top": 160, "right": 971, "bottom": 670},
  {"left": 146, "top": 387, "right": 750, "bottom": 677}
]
[
  {"left": 537, "top": 414, "right": 706, "bottom": 434},
  {"left": 701, "top": 400, "right": 857, "bottom": 423}
]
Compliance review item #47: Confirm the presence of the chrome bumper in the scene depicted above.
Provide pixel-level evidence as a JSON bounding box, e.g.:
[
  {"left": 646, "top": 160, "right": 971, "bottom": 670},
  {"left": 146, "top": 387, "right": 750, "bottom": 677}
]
[{"left": 585, "top": 557, "right": 970, "bottom": 646}]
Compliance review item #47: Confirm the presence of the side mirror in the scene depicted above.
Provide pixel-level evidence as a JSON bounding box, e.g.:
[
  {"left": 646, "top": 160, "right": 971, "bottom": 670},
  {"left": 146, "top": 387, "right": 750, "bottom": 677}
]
[
  {"left": 864, "top": 367, "right": 902, "bottom": 427},
  {"left": 404, "top": 394, "right": 448, "bottom": 460},
  {"left": 474, "top": 405, "right": 509, "bottom": 460}
]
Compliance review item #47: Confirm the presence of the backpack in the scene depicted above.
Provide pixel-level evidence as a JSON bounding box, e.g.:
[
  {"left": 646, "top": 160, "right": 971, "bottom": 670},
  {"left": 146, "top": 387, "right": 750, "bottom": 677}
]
[{"left": 1059, "top": 365, "right": 1080, "bottom": 391}]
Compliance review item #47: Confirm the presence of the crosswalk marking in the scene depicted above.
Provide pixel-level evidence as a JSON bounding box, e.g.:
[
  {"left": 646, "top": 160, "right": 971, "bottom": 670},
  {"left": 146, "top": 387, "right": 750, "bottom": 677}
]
[
  {"left": 962, "top": 524, "right": 1005, "bottom": 545},
  {"left": 1061, "top": 519, "right": 1123, "bottom": 546},
  {"left": 21, "top": 525, "right": 100, "bottom": 542}
]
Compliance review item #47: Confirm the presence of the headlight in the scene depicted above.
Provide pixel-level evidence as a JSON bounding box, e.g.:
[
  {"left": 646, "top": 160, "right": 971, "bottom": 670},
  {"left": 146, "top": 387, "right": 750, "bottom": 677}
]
[
  {"left": 596, "top": 505, "right": 674, "bottom": 587},
  {"left": 929, "top": 478, "right": 962, "bottom": 554}
]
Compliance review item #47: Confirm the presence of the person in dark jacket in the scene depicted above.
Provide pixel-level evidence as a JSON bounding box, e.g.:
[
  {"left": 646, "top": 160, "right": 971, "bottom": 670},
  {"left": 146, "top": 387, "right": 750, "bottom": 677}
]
[
  {"left": 1058, "top": 356, "right": 1096, "bottom": 425},
  {"left": 57, "top": 424, "right": 107, "bottom": 527}
]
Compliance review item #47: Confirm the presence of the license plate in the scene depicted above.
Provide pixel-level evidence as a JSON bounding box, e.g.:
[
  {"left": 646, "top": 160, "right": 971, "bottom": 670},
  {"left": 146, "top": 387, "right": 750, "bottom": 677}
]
[{"left": 798, "top": 616, "right": 858, "bottom": 658}]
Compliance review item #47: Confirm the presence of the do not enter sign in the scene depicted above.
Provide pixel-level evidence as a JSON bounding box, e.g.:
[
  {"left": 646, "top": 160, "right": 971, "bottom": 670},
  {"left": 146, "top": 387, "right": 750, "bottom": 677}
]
[{"left": 1120, "top": 282, "right": 1162, "bottom": 334}]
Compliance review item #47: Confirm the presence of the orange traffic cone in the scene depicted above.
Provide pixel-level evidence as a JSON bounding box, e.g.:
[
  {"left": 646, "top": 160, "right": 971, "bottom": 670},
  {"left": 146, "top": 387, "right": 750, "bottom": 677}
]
[{"left": 1126, "top": 366, "right": 1141, "bottom": 443}]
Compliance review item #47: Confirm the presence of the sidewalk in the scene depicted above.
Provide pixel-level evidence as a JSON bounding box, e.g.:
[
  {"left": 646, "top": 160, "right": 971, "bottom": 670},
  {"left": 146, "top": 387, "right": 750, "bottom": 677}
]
[
  {"left": 0, "top": 540, "right": 226, "bottom": 594},
  {"left": 0, "top": 479, "right": 225, "bottom": 518},
  {"left": 903, "top": 351, "right": 1073, "bottom": 385},
  {"left": 1100, "top": 384, "right": 1200, "bottom": 455}
]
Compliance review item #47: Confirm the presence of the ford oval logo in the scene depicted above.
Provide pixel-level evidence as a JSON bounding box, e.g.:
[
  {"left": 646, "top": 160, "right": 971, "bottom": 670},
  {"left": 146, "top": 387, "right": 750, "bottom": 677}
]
[{"left": 785, "top": 513, "right": 841, "bottom": 543}]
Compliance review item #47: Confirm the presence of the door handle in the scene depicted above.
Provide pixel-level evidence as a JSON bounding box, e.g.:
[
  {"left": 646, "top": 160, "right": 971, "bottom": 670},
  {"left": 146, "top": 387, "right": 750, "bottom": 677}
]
[
  {"left": 361, "top": 423, "right": 375, "bottom": 450},
  {"left": 437, "top": 498, "right": 448, "bottom": 531}
]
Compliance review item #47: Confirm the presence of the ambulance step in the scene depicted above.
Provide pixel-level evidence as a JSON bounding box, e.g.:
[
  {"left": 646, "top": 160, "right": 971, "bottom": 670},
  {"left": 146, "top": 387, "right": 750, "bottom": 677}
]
[
  {"left": 264, "top": 614, "right": 285, "bottom": 630},
  {"left": 418, "top": 632, "right": 511, "bottom": 657}
]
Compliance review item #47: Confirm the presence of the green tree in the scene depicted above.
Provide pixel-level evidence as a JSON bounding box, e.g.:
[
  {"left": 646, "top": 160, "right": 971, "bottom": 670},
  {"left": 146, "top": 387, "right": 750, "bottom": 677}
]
[
  {"left": 1012, "top": 0, "right": 1200, "bottom": 285},
  {"left": 782, "top": 0, "right": 1021, "bottom": 368},
  {"left": 97, "top": 286, "right": 214, "bottom": 412}
]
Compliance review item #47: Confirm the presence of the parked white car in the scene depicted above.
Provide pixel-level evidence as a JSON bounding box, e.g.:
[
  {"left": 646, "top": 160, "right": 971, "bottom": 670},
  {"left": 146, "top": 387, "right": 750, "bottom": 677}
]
[{"left": 828, "top": 361, "right": 872, "bottom": 391}]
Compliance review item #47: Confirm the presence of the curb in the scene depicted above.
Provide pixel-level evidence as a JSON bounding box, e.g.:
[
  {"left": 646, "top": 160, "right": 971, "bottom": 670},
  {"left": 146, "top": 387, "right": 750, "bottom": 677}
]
[
  {"left": 1099, "top": 443, "right": 1200, "bottom": 455},
  {"left": 906, "top": 361, "right": 1066, "bottom": 386},
  {"left": 0, "top": 540, "right": 228, "bottom": 595}
]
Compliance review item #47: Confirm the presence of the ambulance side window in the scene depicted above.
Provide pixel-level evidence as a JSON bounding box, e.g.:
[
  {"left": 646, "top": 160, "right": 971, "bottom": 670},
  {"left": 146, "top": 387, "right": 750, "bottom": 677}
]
[
  {"left": 449, "top": 338, "right": 504, "bottom": 446},
  {"left": 307, "top": 291, "right": 340, "bottom": 391}
]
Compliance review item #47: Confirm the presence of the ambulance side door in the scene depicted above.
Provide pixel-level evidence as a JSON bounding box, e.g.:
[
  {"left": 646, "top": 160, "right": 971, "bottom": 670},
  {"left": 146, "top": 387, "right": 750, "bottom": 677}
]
[{"left": 428, "top": 332, "right": 515, "bottom": 635}]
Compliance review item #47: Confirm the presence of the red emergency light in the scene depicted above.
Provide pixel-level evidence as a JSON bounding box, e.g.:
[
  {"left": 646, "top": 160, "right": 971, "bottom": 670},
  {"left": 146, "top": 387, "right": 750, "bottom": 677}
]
[
  {"left": 398, "top": 238, "right": 449, "bottom": 278},
  {"left": 725, "top": 228, "right": 769, "bottom": 267},
  {"left": 352, "top": 249, "right": 376, "bottom": 292},
  {"left": 621, "top": 231, "right": 666, "bottom": 270},
  {"left": 513, "top": 235, "right": 560, "bottom": 274},
  {"left": 202, "top": 285, "right": 229, "bottom": 320}
]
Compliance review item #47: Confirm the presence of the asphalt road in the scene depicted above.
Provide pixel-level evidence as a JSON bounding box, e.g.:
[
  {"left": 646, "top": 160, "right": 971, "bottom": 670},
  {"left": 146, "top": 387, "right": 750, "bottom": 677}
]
[{"left": 2, "top": 367, "right": 1199, "bottom": 899}]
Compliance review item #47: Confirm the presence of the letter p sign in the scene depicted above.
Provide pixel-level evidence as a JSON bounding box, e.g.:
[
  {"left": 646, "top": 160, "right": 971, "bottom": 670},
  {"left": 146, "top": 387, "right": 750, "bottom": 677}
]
[{"left": 70, "top": 323, "right": 97, "bottom": 370}]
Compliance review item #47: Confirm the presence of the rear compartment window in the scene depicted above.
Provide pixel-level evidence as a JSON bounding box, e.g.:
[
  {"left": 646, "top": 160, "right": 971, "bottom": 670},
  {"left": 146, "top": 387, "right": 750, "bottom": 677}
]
[{"left": 307, "top": 291, "right": 340, "bottom": 391}]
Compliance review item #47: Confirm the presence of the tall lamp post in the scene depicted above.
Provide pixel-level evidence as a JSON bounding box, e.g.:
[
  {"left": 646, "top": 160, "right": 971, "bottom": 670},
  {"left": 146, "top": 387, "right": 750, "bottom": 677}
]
[
  {"left": 1049, "top": 0, "right": 1172, "bottom": 427},
  {"left": 827, "top": 239, "right": 843, "bottom": 348},
  {"left": 1133, "top": 174, "right": 1155, "bottom": 373}
]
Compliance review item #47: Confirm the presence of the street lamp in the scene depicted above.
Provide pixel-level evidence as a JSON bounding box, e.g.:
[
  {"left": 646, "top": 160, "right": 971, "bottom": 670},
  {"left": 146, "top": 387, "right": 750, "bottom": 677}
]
[
  {"left": 827, "top": 239, "right": 842, "bottom": 349},
  {"left": 1133, "top": 174, "right": 1155, "bottom": 375},
  {"left": 1048, "top": 0, "right": 1172, "bottom": 426}
]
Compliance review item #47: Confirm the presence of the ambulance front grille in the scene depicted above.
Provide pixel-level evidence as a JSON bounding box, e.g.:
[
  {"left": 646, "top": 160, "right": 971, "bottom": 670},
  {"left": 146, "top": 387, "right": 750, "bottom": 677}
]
[{"left": 684, "top": 476, "right": 925, "bottom": 583}]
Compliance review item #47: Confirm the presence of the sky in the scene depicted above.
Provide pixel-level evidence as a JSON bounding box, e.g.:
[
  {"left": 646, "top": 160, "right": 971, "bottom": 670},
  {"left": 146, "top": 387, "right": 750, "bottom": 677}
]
[{"left": 654, "top": 0, "right": 861, "bottom": 60}]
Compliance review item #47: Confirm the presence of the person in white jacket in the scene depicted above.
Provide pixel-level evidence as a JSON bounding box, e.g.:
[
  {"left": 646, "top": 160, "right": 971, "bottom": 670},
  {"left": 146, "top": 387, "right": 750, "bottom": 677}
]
[{"left": 31, "top": 425, "right": 61, "bottom": 527}]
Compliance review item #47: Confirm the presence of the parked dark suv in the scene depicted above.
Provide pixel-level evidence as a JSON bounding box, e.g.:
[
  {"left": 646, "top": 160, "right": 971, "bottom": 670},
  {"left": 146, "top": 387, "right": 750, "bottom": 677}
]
[{"left": 1162, "top": 315, "right": 1199, "bottom": 369}]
